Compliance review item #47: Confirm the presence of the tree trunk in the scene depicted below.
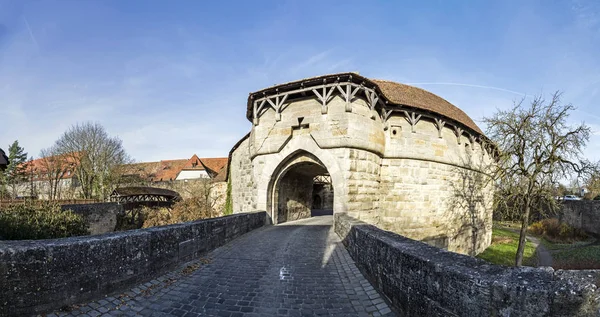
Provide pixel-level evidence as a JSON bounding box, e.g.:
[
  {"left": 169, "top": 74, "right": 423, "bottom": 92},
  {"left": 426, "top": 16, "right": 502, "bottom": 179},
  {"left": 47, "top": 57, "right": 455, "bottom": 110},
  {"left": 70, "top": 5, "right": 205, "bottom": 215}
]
[{"left": 515, "top": 198, "right": 531, "bottom": 266}]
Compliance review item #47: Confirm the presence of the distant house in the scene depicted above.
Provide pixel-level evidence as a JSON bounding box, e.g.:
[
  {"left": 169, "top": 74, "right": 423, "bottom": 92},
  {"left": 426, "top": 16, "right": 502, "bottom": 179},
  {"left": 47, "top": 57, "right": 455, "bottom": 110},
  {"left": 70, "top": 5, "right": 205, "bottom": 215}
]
[
  {"left": 119, "top": 154, "right": 228, "bottom": 184},
  {"left": 0, "top": 148, "right": 8, "bottom": 171},
  {"left": 176, "top": 155, "right": 228, "bottom": 181},
  {"left": 17, "top": 153, "right": 81, "bottom": 199}
]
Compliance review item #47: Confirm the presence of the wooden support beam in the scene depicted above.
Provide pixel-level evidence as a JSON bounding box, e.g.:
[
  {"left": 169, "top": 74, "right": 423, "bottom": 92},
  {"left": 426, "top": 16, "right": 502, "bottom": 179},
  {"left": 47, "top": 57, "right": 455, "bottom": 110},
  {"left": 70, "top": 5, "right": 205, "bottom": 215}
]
[
  {"left": 266, "top": 93, "right": 288, "bottom": 121},
  {"left": 312, "top": 83, "right": 335, "bottom": 115},
  {"left": 336, "top": 82, "right": 361, "bottom": 112},
  {"left": 380, "top": 108, "right": 394, "bottom": 131},
  {"left": 365, "top": 90, "right": 379, "bottom": 119},
  {"left": 253, "top": 100, "right": 266, "bottom": 125},
  {"left": 403, "top": 111, "right": 421, "bottom": 133},
  {"left": 468, "top": 134, "right": 477, "bottom": 151},
  {"left": 252, "top": 81, "right": 379, "bottom": 121},
  {"left": 453, "top": 126, "right": 464, "bottom": 145},
  {"left": 434, "top": 118, "right": 445, "bottom": 138}
]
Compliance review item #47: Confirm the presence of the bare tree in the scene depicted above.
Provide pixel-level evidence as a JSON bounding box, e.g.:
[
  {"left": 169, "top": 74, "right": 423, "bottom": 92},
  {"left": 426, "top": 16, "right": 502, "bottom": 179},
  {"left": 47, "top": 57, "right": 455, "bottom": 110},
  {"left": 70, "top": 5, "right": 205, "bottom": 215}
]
[
  {"left": 484, "top": 92, "right": 591, "bottom": 266},
  {"left": 582, "top": 165, "right": 600, "bottom": 199},
  {"left": 54, "top": 122, "right": 131, "bottom": 200},
  {"left": 180, "top": 178, "right": 223, "bottom": 218},
  {"left": 39, "top": 146, "right": 73, "bottom": 200}
]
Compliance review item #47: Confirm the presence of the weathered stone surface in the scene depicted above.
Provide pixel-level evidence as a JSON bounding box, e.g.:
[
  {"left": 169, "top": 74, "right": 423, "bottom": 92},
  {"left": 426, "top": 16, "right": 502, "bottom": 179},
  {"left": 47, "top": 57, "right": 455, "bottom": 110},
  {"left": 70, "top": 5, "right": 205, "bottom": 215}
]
[
  {"left": 0, "top": 211, "right": 266, "bottom": 316},
  {"left": 230, "top": 75, "right": 494, "bottom": 255},
  {"left": 335, "top": 212, "right": 600, "bottom": 317},
  {"left": 561, "top": 200, "right": 600, "bottom": 236},
  {"left": 45, "top": 216, "right": 395, "bottom": 317},
  {"left": 61, "top": 202, "right": 123, "bottom": 235}
]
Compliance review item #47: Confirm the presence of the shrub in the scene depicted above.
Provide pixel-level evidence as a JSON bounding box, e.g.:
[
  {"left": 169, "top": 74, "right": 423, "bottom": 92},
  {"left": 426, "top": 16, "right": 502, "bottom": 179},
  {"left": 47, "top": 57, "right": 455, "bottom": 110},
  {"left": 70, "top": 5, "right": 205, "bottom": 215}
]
[
  {"left": 528, "top": 218, "right": 587, "bottom": 242},
  {"left": 141, "top": 196, "right": 216, "bottom": 228},
  {"left": 141, "top": 207, "right": 173, "bottom": 228},
  {"left": 0, "top": 201, "right": 89, "bottom": 240},
  {"left": 528, "top": 221, "right": 545, "bottom": 236}
]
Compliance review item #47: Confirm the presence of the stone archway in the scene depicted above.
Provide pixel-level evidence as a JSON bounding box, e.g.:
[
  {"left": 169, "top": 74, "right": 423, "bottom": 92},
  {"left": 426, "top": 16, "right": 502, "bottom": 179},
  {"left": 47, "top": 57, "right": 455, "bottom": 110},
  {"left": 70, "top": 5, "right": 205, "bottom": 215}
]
[
  {"left": 229, "top": 72, "right": 495, "bottom": 254},
  {"left": 266, "top": 150, "right": 335, "bottom": 224},
  {"left": 255, "top": 134, "right": 347, "bottom": 222}
]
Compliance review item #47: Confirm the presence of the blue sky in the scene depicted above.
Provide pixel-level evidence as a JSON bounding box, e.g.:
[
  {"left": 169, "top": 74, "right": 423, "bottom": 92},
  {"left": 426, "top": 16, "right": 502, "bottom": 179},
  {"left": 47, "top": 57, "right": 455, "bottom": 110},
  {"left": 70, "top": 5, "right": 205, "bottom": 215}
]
[{"left": 1, "top": 0, "right": 599, "bottom": 163}]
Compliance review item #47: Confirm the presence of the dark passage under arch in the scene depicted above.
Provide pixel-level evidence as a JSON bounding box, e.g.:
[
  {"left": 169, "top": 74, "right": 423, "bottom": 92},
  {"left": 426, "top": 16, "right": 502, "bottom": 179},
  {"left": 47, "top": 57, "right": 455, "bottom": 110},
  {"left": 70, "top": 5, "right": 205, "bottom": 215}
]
[{"left": 269, "top": 152, "right": 334, "bottom": 224}]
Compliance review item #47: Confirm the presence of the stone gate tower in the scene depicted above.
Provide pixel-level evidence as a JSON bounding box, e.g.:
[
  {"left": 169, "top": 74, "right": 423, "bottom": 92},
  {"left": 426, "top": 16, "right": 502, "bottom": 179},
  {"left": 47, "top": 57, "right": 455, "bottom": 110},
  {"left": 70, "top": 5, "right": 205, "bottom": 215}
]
[{"left": 229, "top": 72, "right": 496, "bottom": 255}]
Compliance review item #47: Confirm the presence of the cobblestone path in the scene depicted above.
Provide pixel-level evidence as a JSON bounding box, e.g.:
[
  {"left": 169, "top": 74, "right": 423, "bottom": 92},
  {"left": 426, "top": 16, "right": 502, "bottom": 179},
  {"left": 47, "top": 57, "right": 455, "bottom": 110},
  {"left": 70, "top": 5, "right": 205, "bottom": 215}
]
[{"left": 46, "top": 216, "right": 394, "bottom": 317}]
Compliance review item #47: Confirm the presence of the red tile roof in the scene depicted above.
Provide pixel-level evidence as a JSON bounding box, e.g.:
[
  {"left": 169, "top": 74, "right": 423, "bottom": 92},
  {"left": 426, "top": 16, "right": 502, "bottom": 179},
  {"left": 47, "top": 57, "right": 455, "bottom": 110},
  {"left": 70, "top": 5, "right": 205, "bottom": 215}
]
[
  {"left": 155, "top": 159, "right": 188, "bottom": 181},
  {"left": 199, "top": 157, "right": 228, "bottom": 174},
  {"left": 119, "top": 155, "right": 228, "bottom": 182},
  {"left": 22, "top": 153, "right": 81, "bottom": 181},
  {"left": 182, "top": 154, "right": 204, "bottom": 170}
]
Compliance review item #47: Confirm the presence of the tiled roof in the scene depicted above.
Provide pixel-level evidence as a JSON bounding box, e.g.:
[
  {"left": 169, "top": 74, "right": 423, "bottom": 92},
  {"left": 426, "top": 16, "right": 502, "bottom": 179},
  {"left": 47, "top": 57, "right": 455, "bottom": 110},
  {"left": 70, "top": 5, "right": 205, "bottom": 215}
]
[
  {"left": 119, "top": 161, "right": 162, "bottom": 180},
  {"left": 213, "top": 164, "right": 228, "bottom": 182},
  {"left": 182, "top": 154, "right": 204, "bottom": 170},
  {"left": 246, "top": 72, "right": 483, "bottom": 135},
  {"left": 199, "top": 157, "right": 228, "bottom": 174},
  {"left": 119, "top": 156, "right": 229, "bottom": 182},
  {"left": 23, "top": 153, "right": 80, "bottom": 180},
  {"left": 154, "top": 159, "right": 188, "bottom": 182}
]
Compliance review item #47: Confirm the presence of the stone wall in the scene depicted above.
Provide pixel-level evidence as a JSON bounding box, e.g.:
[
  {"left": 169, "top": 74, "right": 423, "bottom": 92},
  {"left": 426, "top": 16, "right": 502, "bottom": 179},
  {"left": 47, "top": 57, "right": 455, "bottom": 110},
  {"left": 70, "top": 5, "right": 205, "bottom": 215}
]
[
  {"left": 230, "top": 137, "right": 257, "bottom": 213},
  {"left": 230, "top": 81, "right": 495, "bottom": 255},
  {"left": 345, "top": 149, "right": 382, "bottom": 221},
  {"left": 61, "top": 202, "right": 123, "bottom": 235},
  {"left": 561, "top": 200, "right": 600, "bottom": 236},
  {"left": 312, "top": 183, "right": 333, "bottom": 209},
  {"left": 277, "top": 171, "right": 313, "bottom": 223},
  {"left": 378, "top": 158, "right": 493, "bottom": 255},
  {"left": 335, "top": 213, "right": 600, "bottom": 317},
  {"left": 0, "top": 211, "right": 266, "bottom": 316}
]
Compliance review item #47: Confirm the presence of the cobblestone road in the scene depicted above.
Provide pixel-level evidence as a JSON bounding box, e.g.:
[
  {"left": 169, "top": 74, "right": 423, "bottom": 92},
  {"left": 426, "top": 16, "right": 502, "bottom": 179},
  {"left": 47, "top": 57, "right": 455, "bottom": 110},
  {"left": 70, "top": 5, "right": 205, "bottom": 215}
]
[{"left": 45, "top": 216, "right": 394, "bottom": 317}]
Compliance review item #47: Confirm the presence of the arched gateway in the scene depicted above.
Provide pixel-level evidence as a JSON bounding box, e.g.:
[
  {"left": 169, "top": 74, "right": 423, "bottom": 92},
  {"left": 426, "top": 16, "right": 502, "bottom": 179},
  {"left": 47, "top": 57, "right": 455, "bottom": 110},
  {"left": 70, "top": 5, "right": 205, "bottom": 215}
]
[{"left": 229, "top": 72, "right": 496, "bottom": 255}]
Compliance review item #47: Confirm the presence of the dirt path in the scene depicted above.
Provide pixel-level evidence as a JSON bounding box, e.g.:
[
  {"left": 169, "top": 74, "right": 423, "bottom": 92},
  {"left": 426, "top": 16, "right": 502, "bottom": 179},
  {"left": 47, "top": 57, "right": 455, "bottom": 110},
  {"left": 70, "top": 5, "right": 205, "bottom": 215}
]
[
  {"left": 499, "top": 226, "right": 553, "bottom": 267},
  {"left": 525, "top": 235, "right": 553, "bottom": 267}
]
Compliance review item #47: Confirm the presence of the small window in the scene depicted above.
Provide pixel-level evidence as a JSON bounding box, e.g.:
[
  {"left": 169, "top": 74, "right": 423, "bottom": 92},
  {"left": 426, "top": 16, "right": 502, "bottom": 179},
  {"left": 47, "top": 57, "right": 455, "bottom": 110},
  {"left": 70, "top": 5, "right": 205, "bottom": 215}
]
[{"left": 390, "top": 125, "right": 402, "bottom": 138}]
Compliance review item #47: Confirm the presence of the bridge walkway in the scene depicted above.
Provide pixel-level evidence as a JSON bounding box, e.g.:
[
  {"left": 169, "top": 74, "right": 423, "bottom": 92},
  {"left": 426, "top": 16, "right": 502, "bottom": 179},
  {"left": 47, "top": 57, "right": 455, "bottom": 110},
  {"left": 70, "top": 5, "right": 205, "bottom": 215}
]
[{"left": 47, "top": 216, "right": 394, "bottom": 317}]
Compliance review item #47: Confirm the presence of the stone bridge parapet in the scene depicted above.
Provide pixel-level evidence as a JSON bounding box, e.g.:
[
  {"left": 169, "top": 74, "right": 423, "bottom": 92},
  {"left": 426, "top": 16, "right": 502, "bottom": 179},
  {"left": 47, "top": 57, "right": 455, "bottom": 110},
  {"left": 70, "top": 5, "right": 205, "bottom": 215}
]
[
  {"left": 0, "top": 211, "right": 266, "bottom": 316},
  {"left": 335, "top": 213, "right": 600, "bottom": 317}
]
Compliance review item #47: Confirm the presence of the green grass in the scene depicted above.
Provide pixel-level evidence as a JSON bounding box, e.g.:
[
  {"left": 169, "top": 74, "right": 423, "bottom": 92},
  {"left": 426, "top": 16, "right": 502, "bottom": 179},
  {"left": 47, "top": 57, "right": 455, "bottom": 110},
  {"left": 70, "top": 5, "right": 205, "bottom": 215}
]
[
  {"left": 477, "top": 228, "right": 537, "bottom": 266},
  {"left": 540, "top": 237, "right": 593, "bottom": 251},
  {"left": 552, "top": 245, "right": 600, "bottom": 269}
]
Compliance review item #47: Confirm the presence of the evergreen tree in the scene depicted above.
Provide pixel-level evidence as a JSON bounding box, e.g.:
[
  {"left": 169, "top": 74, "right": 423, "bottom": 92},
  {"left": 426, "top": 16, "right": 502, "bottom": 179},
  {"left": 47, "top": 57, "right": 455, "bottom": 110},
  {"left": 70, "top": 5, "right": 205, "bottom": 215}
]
[{"left": 5, "top": 140, "right": 29, "bottom": 198}]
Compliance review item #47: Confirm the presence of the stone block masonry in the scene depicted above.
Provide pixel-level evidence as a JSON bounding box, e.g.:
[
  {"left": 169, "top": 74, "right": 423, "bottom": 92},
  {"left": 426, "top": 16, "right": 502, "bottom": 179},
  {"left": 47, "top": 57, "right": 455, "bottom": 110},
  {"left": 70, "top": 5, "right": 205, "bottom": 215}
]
[
  {"left": 230, "top": 72, "right": 496, "bottom": 255},
  {"left": 0, "top": 211, "right": 266, "bottom": 316},
  {"left": 561, "top": 200, "right": 600, "bottom": 236},
  {"left": 61, "top": 202, "right": 123, "bottom": 235},
  {"left": 335, "top": 213, "right": 600, "bottom": 317}
]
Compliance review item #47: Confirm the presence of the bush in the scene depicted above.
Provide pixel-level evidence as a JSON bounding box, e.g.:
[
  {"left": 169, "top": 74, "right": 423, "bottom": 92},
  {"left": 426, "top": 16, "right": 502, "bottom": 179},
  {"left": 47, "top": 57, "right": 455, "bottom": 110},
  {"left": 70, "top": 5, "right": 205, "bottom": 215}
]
[
  {"left": 528, "top": 221, "right": 545, "bottom": 236},
  {"left": 141, "top": 206, "right": 172, "bottom": 228},
  {"left": 528, "top": 218, "right": 588, "bottom": 242},
  {"left": 141, "top": 196, "right": 217, "bottom": 228},
  {"left": 0, "top": 202, "right": 89, "bottom": 240}
]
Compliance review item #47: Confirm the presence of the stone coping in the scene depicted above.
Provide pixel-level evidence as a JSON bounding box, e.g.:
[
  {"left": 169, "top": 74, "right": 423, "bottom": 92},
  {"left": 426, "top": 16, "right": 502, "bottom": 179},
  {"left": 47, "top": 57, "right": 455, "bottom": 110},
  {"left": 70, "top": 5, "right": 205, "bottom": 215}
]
[
  {"left": 334, "top": 213, "right": 600, "bottom": 317},
  {"left": 0, "top": 211, "right": 266, "bottom": 316}
]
